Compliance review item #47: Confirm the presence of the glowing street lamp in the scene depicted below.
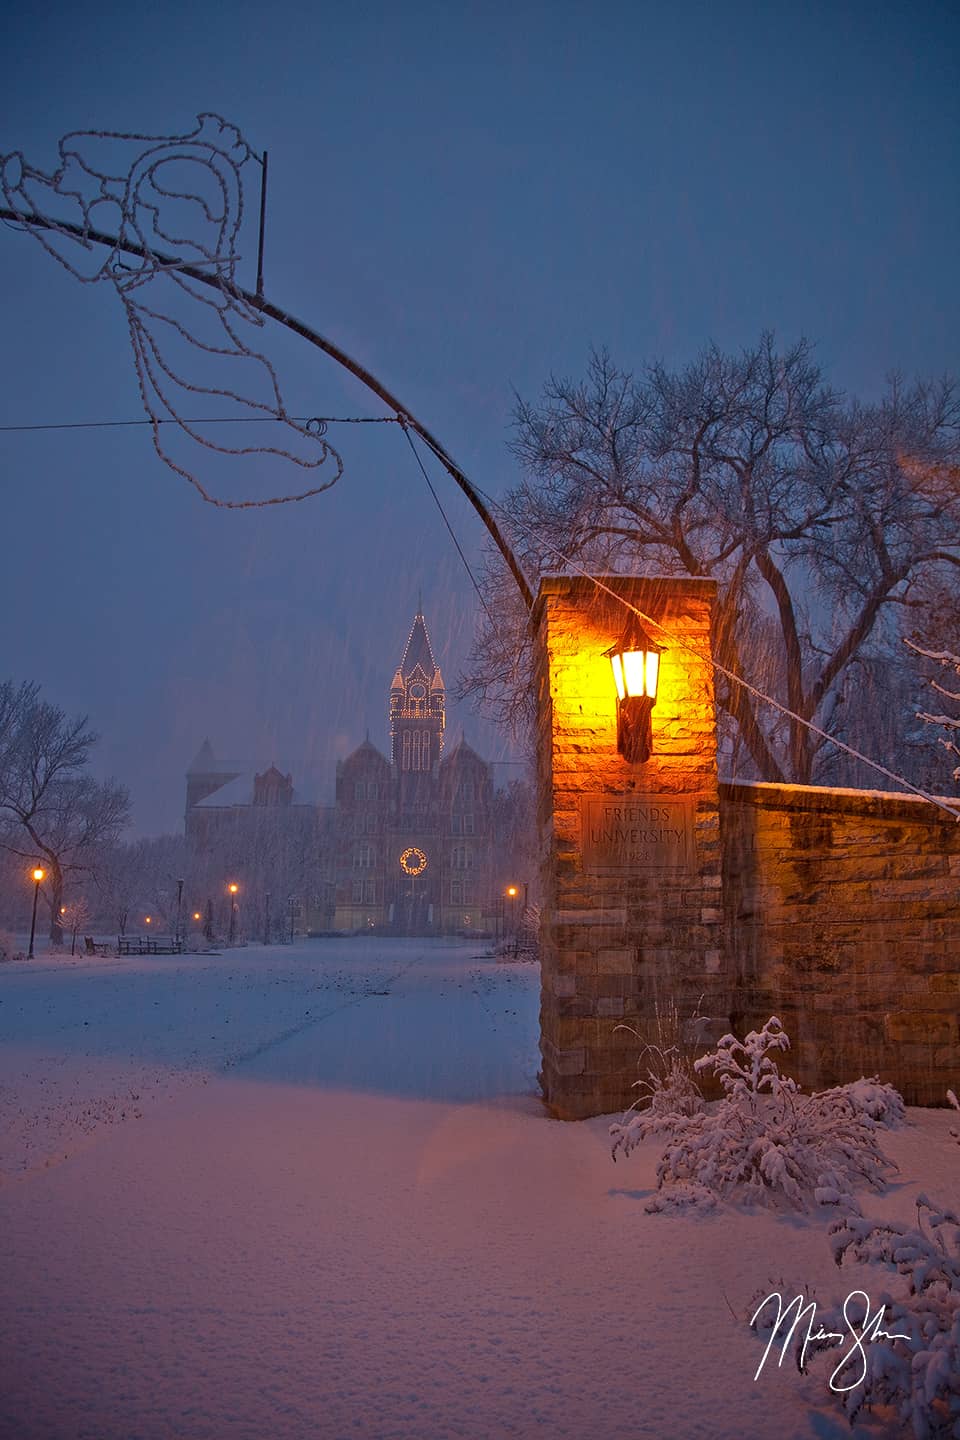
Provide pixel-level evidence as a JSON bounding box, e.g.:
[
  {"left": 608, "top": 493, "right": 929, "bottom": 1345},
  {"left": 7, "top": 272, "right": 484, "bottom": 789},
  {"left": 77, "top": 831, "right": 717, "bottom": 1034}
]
[
  {"left": 227, "top": 882, "right": 239, "bottom": 943},
  {"left": 28, "top": 867, "right": 44, "bottom": 959},
  {"left": 606, "top": 615, "right": 661, "bottom": 763}
]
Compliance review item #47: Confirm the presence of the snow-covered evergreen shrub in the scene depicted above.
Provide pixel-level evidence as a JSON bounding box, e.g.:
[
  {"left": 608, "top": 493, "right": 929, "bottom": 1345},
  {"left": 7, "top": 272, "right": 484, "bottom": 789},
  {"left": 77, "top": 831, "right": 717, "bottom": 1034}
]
[
  {"left": 810, "top": 1197, "right": 960, "bottom": 1438},
  {"left": 0, "top": 928, "right": 16, "bottom": 961},
  {"left": 611, "top": 1017, "right": 897, "bottom": 1213}
]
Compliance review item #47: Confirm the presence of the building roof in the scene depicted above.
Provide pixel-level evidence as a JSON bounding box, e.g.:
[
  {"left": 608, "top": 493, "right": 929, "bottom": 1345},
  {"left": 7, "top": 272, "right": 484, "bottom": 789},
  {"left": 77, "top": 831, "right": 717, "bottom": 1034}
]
[
  {"left": 339, "top": 738, "right": 391, "bottom": 771},
  {"left": 441, "top": 735, "right": 489, "bottom": 770},
  {"left": 399, "top": 613, "right": 437, "bottom": 679},
  {"left": 187, "top": 738, "right": 218, "bottom": 775},
  {"left": 193, "top": 772, "right": 318, "bottom": 807}
]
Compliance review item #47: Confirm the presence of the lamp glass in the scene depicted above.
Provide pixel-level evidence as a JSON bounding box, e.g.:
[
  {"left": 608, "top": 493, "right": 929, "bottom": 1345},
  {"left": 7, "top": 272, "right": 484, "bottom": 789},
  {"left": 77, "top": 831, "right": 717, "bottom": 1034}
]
[{"left": 611, "top": 647, "right": 658, "bottom": 701}]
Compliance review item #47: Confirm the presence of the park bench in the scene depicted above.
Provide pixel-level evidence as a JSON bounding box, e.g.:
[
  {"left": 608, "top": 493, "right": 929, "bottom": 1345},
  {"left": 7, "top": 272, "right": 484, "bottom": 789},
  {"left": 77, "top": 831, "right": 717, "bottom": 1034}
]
[
  {"left": 117, "top": 935, "right": 184, "bottom": 957},
  {"left": 84, "top": 936, "right": 113, "bottom": 957}
]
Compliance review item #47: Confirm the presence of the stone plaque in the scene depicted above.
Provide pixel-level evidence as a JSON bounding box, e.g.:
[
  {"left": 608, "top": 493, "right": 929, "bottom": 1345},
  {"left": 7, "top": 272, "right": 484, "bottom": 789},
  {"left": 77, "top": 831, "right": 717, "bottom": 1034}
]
[{"left": 581, "top": 793, "right": 695, "bottom": 872}]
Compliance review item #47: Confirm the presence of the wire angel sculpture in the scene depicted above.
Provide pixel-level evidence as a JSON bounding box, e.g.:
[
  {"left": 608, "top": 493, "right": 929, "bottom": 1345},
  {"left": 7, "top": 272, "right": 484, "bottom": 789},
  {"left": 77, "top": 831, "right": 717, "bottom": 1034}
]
[{"left": 0, "top": 113, "right": 342, "bottom": 507}]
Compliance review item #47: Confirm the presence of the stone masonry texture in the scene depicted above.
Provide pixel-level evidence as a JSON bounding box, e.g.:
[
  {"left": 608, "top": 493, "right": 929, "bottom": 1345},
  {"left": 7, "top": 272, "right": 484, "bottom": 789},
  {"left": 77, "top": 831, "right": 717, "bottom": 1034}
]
[
  {"left": 535, "top": 575, "right": 726, "bottom": 1119},
  {"left": 535, "top": 575, "right": 960, "bottom": 1119},
  {"left": 721, "top": 780, "right": 960, "bottom": 1107}
]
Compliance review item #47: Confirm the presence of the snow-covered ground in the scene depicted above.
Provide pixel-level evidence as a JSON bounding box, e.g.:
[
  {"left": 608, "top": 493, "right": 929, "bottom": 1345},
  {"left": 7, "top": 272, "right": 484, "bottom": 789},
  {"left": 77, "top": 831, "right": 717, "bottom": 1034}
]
[{"left": 0, "top": 939, "right": 956, "bottom": 1439}]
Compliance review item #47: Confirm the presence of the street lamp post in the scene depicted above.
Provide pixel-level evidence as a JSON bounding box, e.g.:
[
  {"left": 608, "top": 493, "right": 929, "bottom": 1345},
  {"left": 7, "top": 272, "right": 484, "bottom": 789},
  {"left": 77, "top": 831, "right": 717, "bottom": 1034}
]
[
  {"left": 506, "top": 884, "right": 519, "bottom": 955},
  {"left": 175, "top": 878, "right": 184, "bottom": 949},
  {"left": 28, "top": 867, "right": 44, "bottom": 959},
  {"left": 227, "top": 883, "right": 239, "bottom": 944}
]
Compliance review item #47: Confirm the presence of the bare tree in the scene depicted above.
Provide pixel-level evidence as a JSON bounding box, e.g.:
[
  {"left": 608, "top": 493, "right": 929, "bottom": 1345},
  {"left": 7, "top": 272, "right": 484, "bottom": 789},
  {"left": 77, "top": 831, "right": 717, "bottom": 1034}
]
[
  {"left": 461, "top": 338, "right": 960, "bottom": 785},
  {"left": 0, "top": 680, "right": 130, "bottom": 941}
]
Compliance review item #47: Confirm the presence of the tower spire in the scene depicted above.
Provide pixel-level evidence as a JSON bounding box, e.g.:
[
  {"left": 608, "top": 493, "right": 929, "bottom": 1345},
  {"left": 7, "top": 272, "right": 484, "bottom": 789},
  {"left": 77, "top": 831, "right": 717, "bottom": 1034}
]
[{"left": 390, "top": 607, "right": 445, "bottom": 770}]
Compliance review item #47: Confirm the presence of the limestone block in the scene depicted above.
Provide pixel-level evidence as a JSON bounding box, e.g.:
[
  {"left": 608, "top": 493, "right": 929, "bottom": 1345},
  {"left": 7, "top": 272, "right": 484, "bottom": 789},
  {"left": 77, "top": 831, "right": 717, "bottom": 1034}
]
[
  {"left": 596, "top": 948, "right": 635, "bottom": 974},
  {"left": 596, "top": 996, "right": 625, "bottom": 1019},
  {"left": 554, "top": 1048, "right": 586, "bottom": 1076},
  {"left": 884, "top": 1011, "right": 956, "bottom": 1046}
]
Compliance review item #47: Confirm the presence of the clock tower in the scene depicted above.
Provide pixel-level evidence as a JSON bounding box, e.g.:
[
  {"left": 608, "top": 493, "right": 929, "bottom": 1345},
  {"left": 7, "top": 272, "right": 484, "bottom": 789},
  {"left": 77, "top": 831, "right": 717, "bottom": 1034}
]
[{"left": 389, "top": 610, "right": 445, "bottom": 777}]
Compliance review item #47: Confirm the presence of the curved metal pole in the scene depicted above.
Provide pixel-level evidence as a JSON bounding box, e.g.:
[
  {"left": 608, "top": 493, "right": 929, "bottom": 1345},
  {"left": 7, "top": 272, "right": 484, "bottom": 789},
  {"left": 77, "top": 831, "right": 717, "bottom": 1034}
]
[{"left": 0, "top": 206, "right": 534, "bottom": 610}]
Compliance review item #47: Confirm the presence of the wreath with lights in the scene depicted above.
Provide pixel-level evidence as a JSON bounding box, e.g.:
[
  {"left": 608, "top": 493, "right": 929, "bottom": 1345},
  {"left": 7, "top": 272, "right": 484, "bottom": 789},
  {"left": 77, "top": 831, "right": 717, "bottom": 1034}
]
[{"left": 399, "top": 846, "right": 428, "bottom": 876}]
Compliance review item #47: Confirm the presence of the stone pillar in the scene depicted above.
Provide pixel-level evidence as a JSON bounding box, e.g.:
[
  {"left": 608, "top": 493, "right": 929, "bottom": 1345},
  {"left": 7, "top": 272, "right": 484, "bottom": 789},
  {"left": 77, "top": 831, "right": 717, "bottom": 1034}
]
[{"left": 534, "top": 575, "right": 727, "bottom": 1119}]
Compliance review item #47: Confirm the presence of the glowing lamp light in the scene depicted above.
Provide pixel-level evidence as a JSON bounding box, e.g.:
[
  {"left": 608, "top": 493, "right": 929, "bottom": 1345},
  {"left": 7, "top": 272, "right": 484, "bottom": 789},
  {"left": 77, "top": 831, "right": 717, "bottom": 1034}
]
[
  {"left": 28, "top": 867, "right": 45, "bottom": 959},
  {"left": 193, "top": 911, "right": 201, "bottom": 922},
  {"left": 605, "top": 616, "right": 662, "bottom": 763},
  {"left": 145, "top": 916, "right": 152, "bottom": 925},
  {"left": 506, "top": 886, "right": 518, "bottom": 898}
]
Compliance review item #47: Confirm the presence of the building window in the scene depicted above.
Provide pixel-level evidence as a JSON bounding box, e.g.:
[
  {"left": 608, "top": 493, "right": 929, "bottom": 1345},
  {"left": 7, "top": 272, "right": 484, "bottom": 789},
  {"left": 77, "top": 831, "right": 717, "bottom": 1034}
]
[
  {"left": 354, "top": 844, "right": 374, "bottom": 869},
  {"left": 351, "top": 879, "right": 364, "bottom": 903},
  {"left": 363, "top": 878, "right": 376, "bottom": 903},
  {"left": 401, "top": 729, "right": 432, "bottom": 772},
  {"left": 462, "top": 813, "right": 474, "bottom": 835},
  {"left": 456, "top": 781, "right": 475, "bottom": 803},
  {"left": 451, "top": 844, "right": 473, "bottom": 870}
]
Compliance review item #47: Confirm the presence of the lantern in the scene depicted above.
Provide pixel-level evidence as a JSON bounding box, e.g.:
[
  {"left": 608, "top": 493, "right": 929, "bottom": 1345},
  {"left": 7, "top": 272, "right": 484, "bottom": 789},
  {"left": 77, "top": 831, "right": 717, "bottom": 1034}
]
[{"left": 605, "top": 615, "right": 661, "bottom": 763}]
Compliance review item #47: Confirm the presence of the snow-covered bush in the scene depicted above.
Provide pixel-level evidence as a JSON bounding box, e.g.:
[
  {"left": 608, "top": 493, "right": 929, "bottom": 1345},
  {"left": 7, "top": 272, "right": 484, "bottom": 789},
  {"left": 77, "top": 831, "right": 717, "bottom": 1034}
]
[
  {"left": 948, "top": 1090, "right": 959, "bottom": 1149},
  {"left": 611, "top": 1017, "right": 897, "bottom": 1213},
  {"left": 810, "top": 1197, "right": 960, "bottom": 1437},
  {"left": 813, "top": 1076, "right": 907, "bottom": 1129},
  {"left": 0, "top": 928, "right": 17, "bottom": 962}
]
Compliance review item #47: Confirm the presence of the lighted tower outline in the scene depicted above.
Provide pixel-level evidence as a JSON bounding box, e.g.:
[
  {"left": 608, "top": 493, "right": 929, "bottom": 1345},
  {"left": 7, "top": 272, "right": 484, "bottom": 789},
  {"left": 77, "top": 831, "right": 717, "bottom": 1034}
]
[{"left": 389, "top": 610, "right": 445, "bottom": 776}]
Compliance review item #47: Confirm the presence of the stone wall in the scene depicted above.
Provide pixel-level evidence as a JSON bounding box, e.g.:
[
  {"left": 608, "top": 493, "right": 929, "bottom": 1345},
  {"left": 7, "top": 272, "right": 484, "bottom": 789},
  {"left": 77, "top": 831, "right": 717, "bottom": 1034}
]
[
  {"left": 721, "top": 780, "right": 960, "bottom": 1106},
  {"left": 534, "top": 573, "right": 960, "bottom": 1119},
  {"left": 535, "top": 575, "right": 727, "bottom": 1119}
]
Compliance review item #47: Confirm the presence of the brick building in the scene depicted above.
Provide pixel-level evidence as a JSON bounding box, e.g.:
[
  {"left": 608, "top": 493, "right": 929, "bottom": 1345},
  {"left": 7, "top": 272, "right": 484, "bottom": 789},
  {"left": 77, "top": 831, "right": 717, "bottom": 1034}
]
[
  {"left": 184, "top": 611, "right": 499, "bottom": 936},
  {"left": 332, "top": 611, "right": 496, "bottom": 933}
]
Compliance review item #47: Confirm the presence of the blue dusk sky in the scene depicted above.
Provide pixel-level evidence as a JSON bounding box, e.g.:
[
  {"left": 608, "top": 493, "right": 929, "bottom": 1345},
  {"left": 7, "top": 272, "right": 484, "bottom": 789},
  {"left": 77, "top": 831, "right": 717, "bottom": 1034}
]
[{"left": 1, "top": 0, "right": 958, "bottom": 834}]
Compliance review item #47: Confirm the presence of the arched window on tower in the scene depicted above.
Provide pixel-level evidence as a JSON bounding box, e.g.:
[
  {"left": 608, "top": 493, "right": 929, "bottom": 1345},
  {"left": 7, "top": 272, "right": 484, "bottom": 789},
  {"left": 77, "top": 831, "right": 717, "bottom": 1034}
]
[{"left": 421, "top": 731, "right": 431, "bottom": 771}]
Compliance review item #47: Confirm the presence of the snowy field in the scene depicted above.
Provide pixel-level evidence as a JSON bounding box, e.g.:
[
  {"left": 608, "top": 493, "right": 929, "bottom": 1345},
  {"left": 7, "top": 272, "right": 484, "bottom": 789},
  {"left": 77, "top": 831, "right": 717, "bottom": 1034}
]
[{"left": 0, "top": 938, "right": 956, "bottom": 1440}]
